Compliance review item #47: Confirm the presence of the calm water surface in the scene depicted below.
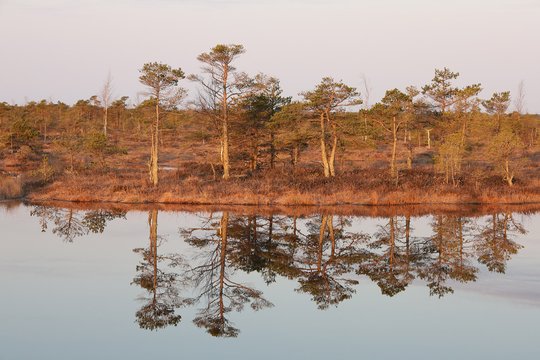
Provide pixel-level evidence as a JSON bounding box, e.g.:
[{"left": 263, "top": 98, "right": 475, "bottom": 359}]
[{"left": 1, "top": 202, "right": 539, "bottom": 359}]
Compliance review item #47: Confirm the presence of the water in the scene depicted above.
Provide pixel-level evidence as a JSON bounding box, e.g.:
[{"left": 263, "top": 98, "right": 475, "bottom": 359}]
[{"left": 1, "top": 202, "right": 539, "bottom": 359}]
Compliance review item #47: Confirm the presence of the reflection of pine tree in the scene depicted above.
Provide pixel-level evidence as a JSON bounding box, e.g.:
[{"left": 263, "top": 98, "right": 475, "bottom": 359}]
[
  {"left": 418, "top": 215, "right": 456, "bottom": 297},
  {"left": 30, "top": 205, "right": 125, "bottom": 242},
  {"left": 476, "top": 213, "right": 524, "bottom": 273},
  {"left": 448, "top": 217, "right": 477, "bottom": 283},
  {"left": 416, "top": 215, "right": 478, "bottom": 297},
  {"left": 132, "top": 210, "right": 184, "bottom": 331},
  {"left": 359, "top": 216, "right": 418, "bottom": 297},
  {"left": 181, "top": 212, "right": 273, "bottom": 337},
  {"left": 226, "top": 215, "right": 280, "bottom": 285},
  {"left": 295, "top": 215, "right": 368, "bottom": 309}
]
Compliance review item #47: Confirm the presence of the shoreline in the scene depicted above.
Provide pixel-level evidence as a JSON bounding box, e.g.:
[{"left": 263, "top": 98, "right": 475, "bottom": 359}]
[
  {"left": 18, "top": 186, "right": 540, "bottom": 217},
  {"left": 4, "top": 168, "right": 539, "bottom": 213},
  {"left": 18, "top": 198, "right": 540, "bottom": 217}
]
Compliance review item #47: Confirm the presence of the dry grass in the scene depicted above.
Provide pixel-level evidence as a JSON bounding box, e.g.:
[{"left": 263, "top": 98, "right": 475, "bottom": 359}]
[{"left": 27, "top": 166, "right": 540, "bottom": 206}]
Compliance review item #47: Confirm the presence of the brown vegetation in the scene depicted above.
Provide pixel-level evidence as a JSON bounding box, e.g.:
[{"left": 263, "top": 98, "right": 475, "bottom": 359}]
[{"left": 27, "top": 166, "right": 540, "bottom": 206}]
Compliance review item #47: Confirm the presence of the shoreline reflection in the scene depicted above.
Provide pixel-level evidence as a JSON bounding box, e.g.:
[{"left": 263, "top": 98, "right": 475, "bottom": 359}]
[{"left": 31, "top": 206, "right": 530, "bottom": 337}]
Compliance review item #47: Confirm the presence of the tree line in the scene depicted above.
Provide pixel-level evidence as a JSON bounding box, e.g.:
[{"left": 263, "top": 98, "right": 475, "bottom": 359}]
[{"left": 1, "top": 44, "right": 538, "bottom": 188}]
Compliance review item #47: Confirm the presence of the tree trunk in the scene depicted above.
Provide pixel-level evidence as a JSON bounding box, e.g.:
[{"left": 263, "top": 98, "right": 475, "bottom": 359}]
[
  {"left": 320, "top": 112, "right": 330, "bottom": 178},
  {"left": 407, "top": 146, "right": 413, "bottom": 170},
  {"left": 505, "top": 159, "right": 513, "bottom": 186},
  {"left": 329, "top": 117, "right": 337, "bottom": 177},
  {"left": 149, "top": 101, "right": 159, "bottom": 186},
  {"left": 218, "top": 211, "right": 228, "bottom": 322},
  {"left": 250, "top": 142, "right": 258, "bottom": 171},
  {"left": 317, "top": 215, "right": 327, "bottom": 273},
  {"left": 389, "top": 216, "right": 395, "bottom": 268},
  {"left": 149, "top": 209, "right": 158, "bottom": 300},
  {"left": 222, "top": 66, "right": 230, "bottom": 180},
  {"left": 104, "top": 106, "right": 108, "bottom": 137},
  {"left": 461, "top": 117, "right": 467, "bottom": 147},
  {"left": 291, "top": 145, "right": 299, "bottom": 168},
  {"left": 391, "top": 117, "right": 397, "bottom": 179},
  {"left": 327, "top": 215, "right": 335, "bottom": 258},
  {"left": 270, "top": 132, "right": 276, "bottom": 169}
]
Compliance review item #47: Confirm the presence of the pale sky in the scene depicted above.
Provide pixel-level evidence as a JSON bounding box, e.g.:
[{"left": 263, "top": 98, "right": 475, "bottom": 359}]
[{"left": 0, "top": 0, "right": 539, "bottom": 112}]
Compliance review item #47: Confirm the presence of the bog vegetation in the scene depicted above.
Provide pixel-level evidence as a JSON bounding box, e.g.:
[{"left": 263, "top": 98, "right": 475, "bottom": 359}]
[{"left": 0, "top": 44, "right": 538, "bottom": 203}]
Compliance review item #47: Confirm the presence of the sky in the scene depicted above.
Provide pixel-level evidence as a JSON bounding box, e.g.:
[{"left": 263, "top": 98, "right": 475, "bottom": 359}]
[{"left": 0, "top": 0, "right": 539, "bottom": 112}]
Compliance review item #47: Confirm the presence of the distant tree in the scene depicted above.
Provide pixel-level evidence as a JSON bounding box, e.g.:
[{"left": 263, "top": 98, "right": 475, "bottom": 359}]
[
  {"left": 10, "top": 116, "right": 40, "bottom": 150},
  {"left": 453, "top": 83, "right": 482, "bottom": 146},
  {"left": 269, "top": 101, "right": 311, "bottom": 169},
  {"left": 482, "top": 91, "right": 511, "bottom": 132},
  {"left": 422, "top": 67, "right": 460, "bottom": 115},
  {"left": 139, "top": 62, "right": 186, "bottom": 186},
  {"left": 239, "top": 74, "right": 291, "bottom": 170},
  {"left": 302, "top": 77, "right": 361, "bottom": 177},
  {"left": 35, "top": 100, "right": 54, "bottom": 142},
  {"left": 487, "top": 125, "right": 523, "bottom": 186},
  {"left": 189, "top": 44, "right": 248, "bottom": 180},
  {"left": 436, "top": 132, "right": 464, "bottom": 186},
  {"left": 371, "top": 88, "right": 414, "bottom": 180},
  {"left": 100, "top": 73, "right": 114, "bottom": 137},
  {"left": 513, "top": 80, "right": 526, "bottom": 115},
  {"left": 110, "top": 96, "right": 129, "bottom": 131},
  {"left": 83, "top": 131, "right": 124, "bottom": 169}
]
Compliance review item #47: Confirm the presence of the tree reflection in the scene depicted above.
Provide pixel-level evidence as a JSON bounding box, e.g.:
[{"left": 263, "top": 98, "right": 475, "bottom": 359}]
[
  {"left": 295, "top": 215, "right": 368, "bottom": 309},
  {"left": 33, "top": 205, "right": 530, "bottom": 337},
  {"left": 181, "top": 212, "right": 273, "bottom": 337},
  {"left": 132, "top": 209, "right": 184, "bottom": 330},
  {"left": 416, "top": 215, "right": 478, "bottom": 297},
  {"left": 30, "top": 205, "right": 125, "bottom": 242},
  {"left": 359, "top": 216, "right": 418, "bottom": 296},
  {"left": 476, "top": 213, "right": 525, "bottom": 273}
]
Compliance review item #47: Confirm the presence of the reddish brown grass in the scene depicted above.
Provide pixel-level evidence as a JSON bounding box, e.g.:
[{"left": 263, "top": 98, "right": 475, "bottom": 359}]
[{"left": 27, "top": 166, "right": 540, "bottom": 206}]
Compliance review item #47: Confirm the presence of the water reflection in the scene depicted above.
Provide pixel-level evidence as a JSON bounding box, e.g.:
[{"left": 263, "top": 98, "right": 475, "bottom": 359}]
[
  {"left": 31, "top": 206, "right": 530, "bottom": 337},
  {"left": 132, "top": 210, "right": 184, "bottom": 330},
  {"left": 30, "top": 206, "right": 126, "bottom": 242},
  {"left": 181, "top": 212, "right": 274, "bottom": 337}
]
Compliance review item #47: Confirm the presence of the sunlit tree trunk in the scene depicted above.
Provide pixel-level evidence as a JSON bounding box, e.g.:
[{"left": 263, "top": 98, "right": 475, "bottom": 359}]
[
  {"left": 222, "top": 66, "right": 230, "bottom": 180},
  {"left": 149, "top": 100, "right": 159, "bottom": 186},
  {"left": 407, "top": 145, "right": 413, "bottom": 170},
  {"left": 320, "top": 113, "right": 331, "bottom": 178},
  {"left": 329, "top": 117, "right": 338, "bottom": 177},
  {"left": 270, "top": 132, "right": 276, "bottom": 169},
  {"left": 291, "top": 145, "right": 299, "bottom": 168},
  {"left": 504, "top": 159, "right": 514, "bottom": 186},
  {"left": 390, "top": 117, "right": 398, "bottom": 179}
]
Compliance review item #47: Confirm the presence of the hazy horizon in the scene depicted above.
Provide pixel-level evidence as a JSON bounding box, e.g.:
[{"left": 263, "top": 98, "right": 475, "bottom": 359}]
[{"left": 1, "top": 0, "right": 539, "bottom": 112}]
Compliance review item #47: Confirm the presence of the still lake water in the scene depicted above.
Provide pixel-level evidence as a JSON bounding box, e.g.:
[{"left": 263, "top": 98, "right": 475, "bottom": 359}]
[{"left": 1, "top": 202, "right": 539, "bottom": 359}]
